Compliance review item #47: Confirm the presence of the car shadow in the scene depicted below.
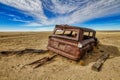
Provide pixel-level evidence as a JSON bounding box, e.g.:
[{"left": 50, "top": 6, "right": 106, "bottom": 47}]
[{"left": 81, "top": 44, "right": 120, "bottom": 66}]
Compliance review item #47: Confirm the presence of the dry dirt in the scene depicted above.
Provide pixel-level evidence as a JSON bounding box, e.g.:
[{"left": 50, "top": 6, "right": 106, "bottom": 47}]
[{"left": 0, "top": 31, "right": 120, "bottom": 80}]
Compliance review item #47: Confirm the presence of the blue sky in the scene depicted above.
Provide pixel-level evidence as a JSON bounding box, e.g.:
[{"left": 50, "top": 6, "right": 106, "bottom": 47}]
[{"left": 0, "top": 0, "right": 120, "bottom": 31}]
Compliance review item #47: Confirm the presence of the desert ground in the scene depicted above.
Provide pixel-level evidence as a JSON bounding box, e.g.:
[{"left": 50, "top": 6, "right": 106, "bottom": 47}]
[{"left": 0, "top": 31, "right": 120, "bottom": 80}]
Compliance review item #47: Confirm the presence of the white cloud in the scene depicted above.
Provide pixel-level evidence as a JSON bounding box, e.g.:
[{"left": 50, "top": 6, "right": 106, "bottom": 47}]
[
  {"left": 67, "top": 0, "right": 120, "bottom": 23},
  {"left": 25, "top": 22, "right": 43, "bottom": 26},
  {"left": 41, "top": 0, "right": 120, "bottom": 25},
  {"left": 42, "top": 0, "right": 120, "bottom": 24},
  {"left": 0, "top": 0, "right": 47, "bottom": 21},
  {"left": 12, "top": 18, "right": 30, "bottom": 23},
  {"left": 0, "top": 0, "right": 120, "bottom": 26},
  {"left": 34, "top": 26, "right": 54, "bottom": 31}
]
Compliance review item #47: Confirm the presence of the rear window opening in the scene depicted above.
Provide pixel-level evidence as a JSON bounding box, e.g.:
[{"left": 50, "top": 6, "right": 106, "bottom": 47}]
[
  {"left": 83, "top": 32, "right": 94, "bottom": 40},
  {"left": 55, "top": 30, "right": 64, "bottom": 35},
  {"left": 55, "top": 29, "right": 78, "bottom": 38}
]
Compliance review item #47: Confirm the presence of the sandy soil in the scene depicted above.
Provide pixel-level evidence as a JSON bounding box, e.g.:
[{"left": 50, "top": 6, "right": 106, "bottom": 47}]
[{"left": 0, "top": 31, "right": 120, "bottom": 80}]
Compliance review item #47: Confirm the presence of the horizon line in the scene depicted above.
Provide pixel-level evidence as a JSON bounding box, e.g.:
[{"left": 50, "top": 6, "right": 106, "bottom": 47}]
[{"left": 0, "top": 30, "right": 120, "bottom": 32}]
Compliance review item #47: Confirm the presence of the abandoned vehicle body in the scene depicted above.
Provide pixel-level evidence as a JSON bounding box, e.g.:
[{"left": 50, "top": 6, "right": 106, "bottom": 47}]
[{"left": 47, "top": 25, "right": 98, "bottom": 60}]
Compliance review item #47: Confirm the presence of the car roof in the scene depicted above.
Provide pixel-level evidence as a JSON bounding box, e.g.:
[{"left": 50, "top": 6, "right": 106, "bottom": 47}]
[{"left": 55, "top": 25, "right": 96, "bottom": 32}]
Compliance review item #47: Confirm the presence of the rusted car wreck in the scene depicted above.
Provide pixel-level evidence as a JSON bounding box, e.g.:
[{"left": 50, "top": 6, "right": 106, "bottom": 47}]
[{"left": 47, "top": 25, "right": 98, "bottom": 60}]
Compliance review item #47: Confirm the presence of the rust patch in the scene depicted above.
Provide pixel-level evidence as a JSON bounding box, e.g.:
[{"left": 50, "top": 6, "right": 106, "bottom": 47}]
[{"left": 47, "top": 25, "right": 98, "bottom": 60}]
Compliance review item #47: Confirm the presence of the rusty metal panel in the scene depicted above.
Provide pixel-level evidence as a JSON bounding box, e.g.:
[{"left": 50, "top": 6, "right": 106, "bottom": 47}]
[
  {"left": 47, "top": 25, "right": 98, "bottom": 60},
  {"left": 47, "top": 46, "right": 81, "bottom": 60}
]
